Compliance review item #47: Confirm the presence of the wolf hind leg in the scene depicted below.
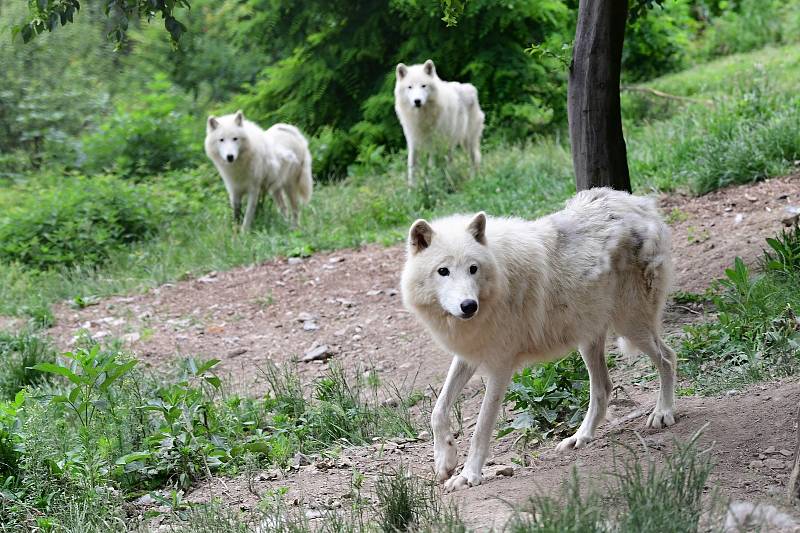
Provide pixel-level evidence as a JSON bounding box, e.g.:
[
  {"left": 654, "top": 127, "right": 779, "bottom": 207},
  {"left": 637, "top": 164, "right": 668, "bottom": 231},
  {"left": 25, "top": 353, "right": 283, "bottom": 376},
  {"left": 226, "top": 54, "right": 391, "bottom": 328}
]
[
  {"left": 622, "top": 331, "right": 676, "bottom": 429},
  {"left": 556, "top": 332, "right": 611, "bottom": 452}
]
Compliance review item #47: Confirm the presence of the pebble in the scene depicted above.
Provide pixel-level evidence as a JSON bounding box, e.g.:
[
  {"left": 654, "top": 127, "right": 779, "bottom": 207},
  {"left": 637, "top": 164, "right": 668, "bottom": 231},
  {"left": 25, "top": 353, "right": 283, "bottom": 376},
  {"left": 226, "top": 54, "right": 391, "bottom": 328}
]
[
  {"left": 288, "top": 257, "right": 303, "bottom": 265},
  {"left": 763, "top": 458, "right": 785, "bottom": 470},
  {"left": 328, "top": 256, "right": 345, "bottom": 263},
  {"left": 779, "top": 449, "right": 793, "bottom": 457},
  {"left": 303, "top": 321, "right": 319, "bottom": 331},
  {"left": 296, "top": 312, "right": 317, "bottom": 322},
  {"left": 366, "top": 289, "right": 382, "bottom": 296},
  {"left": 294, "top": 452, "right": 311, "bottom": 466},
  {"left": 749, "top": 460, "right": 763, "bottom": 468},
  {"left": 305, "top": 509, "right": 325, "bottom": 520},
  {"left": 496, "top": 466, "right": 514, "bottom": 477},
  {"left": 227, "top": 348, "right": 248, "bottom": 357},
  {"left": 765, "top": 446, "right": 776, "bottom": 454},
  {"left": 417, "top": 431, "right": 430, "bottom": 441},
  {"left": 302, "top": 344, "right": 332, "bottom": 362}
]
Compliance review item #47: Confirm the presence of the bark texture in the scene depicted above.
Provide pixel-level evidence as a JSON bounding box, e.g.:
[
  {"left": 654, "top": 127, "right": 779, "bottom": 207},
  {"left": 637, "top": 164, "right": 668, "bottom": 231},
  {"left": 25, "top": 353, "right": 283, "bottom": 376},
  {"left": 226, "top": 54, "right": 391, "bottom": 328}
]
[{"left": 568, "top": 0, "right": 632, "bottom": 192}]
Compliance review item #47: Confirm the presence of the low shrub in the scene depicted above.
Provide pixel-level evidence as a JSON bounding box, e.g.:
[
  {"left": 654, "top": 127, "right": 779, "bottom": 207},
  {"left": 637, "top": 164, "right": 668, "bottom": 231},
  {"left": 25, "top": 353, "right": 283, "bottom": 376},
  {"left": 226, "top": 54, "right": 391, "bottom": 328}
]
[
  {"left": 81, "top": 74, "right": 200, "bottom": 178},
  {"left": 0, "top": 175, "right": 168, "bottom": 270}
]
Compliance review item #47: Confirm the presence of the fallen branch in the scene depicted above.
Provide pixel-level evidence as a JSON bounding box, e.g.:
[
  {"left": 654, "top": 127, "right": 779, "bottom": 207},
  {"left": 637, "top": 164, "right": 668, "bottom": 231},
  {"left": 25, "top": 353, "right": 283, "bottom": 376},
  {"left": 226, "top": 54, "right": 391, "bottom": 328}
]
[{"left": 621, "top": 85, "right": 715, "bottom": 107}]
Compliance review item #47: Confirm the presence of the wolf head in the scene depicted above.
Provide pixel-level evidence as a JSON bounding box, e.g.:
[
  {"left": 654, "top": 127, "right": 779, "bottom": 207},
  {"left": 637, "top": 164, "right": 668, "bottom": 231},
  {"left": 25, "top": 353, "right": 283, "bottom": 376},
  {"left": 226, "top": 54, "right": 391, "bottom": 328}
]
[
  {"left": 401, "top": 212, "right": 499, "bottom": 321},
  {"left": 395, "top": 59, "right": 438, "bottom": 109},
  {"left": 205, "top": 110, "right": 249, "bottom": 164}
]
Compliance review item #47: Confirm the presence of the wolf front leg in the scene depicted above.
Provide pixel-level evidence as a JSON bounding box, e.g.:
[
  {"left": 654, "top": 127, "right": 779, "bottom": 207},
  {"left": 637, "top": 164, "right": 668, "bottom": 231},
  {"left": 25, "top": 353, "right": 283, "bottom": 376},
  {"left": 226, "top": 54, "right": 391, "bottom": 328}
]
[
  {"left": 241, "top": 188, "right": 260, "bottom": 231},
  {"left": 407, "top": 144, "right": 418, "bottom": 187},
  {"left": 432, "top": 357, "right": 476, "bottom": 482},
  {"left": 444, "top": 364, "right": 514, "bottom": 492}
]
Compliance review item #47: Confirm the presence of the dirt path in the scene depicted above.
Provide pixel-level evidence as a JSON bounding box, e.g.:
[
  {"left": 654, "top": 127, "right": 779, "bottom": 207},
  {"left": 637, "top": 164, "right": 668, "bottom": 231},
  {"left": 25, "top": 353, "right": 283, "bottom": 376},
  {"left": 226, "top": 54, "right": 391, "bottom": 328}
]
[{"left": 41, "top": 175, "right": 800, "bottom": 528}]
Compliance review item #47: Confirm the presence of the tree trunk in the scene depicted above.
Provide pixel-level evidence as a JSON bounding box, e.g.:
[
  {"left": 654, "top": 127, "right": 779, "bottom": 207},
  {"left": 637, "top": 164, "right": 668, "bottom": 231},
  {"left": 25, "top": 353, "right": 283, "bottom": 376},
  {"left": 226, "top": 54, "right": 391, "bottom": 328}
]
[{"left": 568, "top": 0, "right": 632, "bottom": 192}]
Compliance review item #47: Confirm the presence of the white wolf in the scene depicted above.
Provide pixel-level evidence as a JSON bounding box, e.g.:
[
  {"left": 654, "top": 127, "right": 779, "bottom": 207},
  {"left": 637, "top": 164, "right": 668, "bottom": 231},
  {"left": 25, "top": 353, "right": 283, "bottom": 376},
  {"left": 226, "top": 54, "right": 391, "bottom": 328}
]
[
  {"left": 205, "top": 110, "right": 313, "bottom": 230},
  {"left": 394, "top": 59, "right": 485, "bottom": 186},
  {"left": 401, "top": 188, "right": 677, "bottom": 491}
]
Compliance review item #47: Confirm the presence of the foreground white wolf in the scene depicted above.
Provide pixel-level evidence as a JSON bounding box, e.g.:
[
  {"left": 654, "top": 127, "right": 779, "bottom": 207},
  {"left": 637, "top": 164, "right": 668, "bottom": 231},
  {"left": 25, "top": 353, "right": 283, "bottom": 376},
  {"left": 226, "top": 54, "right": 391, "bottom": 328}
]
[
  {"left": 401, "top": 188, "right": 677, "bottom": 491},
  {"left": 205, "top": 110, "right": 312, "bottom": 230},
  {"left": 394, "top": 59, "right": 485, "bottom": 186}
]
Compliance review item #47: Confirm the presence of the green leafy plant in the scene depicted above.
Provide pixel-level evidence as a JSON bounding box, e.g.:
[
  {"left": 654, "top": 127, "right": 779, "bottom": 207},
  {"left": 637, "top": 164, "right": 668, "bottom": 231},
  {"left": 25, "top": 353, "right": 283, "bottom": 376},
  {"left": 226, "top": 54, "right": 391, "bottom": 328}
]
[
  {"left": 32, "top": 346, "right": 137, "bottom": 488},
  {"left": 500, "top": 353, "right": 590, "bottom": 443},
  {"left": 763, "top": 225, "right": 800, "bottom": 274},
  {"left": 0, "top": 332, "right": 55, "bottom": 400}
]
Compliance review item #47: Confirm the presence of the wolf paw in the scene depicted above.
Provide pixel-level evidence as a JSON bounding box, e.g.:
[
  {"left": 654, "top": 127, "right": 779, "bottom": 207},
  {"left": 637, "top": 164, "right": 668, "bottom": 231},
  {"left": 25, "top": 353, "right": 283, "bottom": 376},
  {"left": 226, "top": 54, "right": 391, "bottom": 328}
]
[
  {"left": 443, "top": 469, "right": 483, "bottom": 492},
  {"left": 555, "top": 433, "right": 592, "bottom": 453},
  {"left": 646, "top": 408, "right": 675, "bottom": 429},
  {"left": 433, "top": 435, "right": 458, "bottom": 482}
]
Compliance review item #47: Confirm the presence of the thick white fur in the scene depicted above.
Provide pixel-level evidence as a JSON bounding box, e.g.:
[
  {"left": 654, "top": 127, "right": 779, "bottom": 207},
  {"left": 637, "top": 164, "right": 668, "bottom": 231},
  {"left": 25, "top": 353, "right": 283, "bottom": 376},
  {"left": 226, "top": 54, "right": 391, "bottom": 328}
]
[
  {"left": 394, "top": 59, "right": 485, "bottom": 186},
  {"left": 204, "top": 110, "right": 313, "bottom": 230},
  {"left": 401, "top": 188, "right": 677, "bottom": 491}
]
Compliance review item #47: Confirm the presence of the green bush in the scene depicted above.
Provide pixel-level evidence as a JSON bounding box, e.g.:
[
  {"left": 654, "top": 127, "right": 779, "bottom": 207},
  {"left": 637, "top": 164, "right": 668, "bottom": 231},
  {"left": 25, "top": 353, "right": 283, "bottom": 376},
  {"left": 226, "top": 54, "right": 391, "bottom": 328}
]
[
  {"left": 0, "top": 175, "right": 168, "bottom": 270},
  {"left": 698, "top": 0, "right": 800, "bottom": 60},
  {"left": 81, "top": 74, "right": 200, "bottom": 178},
  {"left": 500, "top": 353, "right": 590, "bottom": 443},
  {"left": 623, "top": 0, "right": 696, "bottom": 82}
]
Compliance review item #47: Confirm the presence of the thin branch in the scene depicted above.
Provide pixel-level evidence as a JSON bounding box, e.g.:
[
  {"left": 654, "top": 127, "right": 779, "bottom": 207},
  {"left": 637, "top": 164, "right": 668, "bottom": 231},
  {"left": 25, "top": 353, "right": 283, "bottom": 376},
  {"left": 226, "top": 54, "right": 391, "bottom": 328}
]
[{"left": 621, "top": 85, "right": 715, "bottom": 107}]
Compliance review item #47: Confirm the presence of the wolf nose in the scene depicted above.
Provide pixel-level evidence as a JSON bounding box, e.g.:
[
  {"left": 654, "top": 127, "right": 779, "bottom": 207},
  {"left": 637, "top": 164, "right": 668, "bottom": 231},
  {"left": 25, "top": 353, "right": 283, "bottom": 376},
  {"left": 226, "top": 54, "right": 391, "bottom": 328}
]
[
  {"left": 414, "top": 99, "right": 422, "bottom": 107},
  {"left": 226, "top": 154, "right": 234, "bottom": 162},
  {"left": 460, "top": 299, "right": 478, "bottom": 316}
]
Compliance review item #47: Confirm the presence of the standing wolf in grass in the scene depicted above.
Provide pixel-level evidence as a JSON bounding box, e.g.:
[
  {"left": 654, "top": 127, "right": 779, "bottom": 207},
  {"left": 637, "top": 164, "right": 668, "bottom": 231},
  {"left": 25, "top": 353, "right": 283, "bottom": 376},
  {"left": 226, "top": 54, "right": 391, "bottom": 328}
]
[
  {"left": 205, "top": 110, "right": 313, "bottom": 230},
  {"left": 401, "top": 188, "right": 677, "bottom": 491},
  {"left": 394, "top": 59, "right": 485, "bottom": 186}
]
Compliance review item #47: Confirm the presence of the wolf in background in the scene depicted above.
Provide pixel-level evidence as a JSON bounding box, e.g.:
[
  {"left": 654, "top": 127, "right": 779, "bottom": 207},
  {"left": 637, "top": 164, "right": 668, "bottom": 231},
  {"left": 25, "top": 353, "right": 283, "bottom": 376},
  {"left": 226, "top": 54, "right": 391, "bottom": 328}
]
[
  {"left": 205, "top": 110, "right": 312, "bottom": 230},
  {"left": 394, "top": 59, "right": 485, "bottom": 186}
]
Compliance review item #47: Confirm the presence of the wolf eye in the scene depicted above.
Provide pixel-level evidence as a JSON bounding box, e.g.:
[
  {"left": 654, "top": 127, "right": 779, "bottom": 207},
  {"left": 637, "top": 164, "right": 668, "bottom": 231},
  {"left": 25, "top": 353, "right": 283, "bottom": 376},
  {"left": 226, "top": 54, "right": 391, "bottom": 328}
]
[
  {"left": 408, "top": 85, "right": 412, "bottom": 89},
  {"left": 421, "top": 84, "right": 427, "bottom": 88},
  {"left": 469, "top": 265, "right": 478, "bottom": 275},
  {"left": 232, "top": 137, "right": 238, "bottom": 141},
  {"left": 437, "top": 267, "right": 450, "bottom": 277}
]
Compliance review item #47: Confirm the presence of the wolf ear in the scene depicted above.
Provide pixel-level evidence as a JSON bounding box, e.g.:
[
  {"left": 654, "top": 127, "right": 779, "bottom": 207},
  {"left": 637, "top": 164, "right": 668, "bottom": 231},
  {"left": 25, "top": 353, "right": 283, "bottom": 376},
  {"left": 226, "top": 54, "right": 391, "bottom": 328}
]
[
  {"left": 409, "top": 219, "right": 434, "bottom": 254},
  {"left": 396, "top": 63, "right": 408, "bottom": 79},
  {"left": 234, "top": 110, "right": 244, "bottom": 126},
  {"left": 207, "top": 116, "right": 219, "bottom": 132},
  {"left": 423, "top": 59, "right": 436, "bottom": 77},
  {"left": 467, "top": 212, "right": 487, "bottom": 244}
]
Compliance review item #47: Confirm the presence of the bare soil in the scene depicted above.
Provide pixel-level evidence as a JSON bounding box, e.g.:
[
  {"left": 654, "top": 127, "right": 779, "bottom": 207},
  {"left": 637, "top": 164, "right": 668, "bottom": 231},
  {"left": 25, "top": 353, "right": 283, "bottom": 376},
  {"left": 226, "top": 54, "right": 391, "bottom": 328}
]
[{"left": 40, "top": 175, "right": 800, "bottom": 529}]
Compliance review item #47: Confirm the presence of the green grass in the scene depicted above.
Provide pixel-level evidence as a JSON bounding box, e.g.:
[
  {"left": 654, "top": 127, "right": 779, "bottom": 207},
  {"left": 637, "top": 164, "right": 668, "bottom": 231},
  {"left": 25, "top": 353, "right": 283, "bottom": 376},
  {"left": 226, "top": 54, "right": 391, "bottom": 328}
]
[{"left": 0, "top": 342, "right": 417, "bottom": 529}]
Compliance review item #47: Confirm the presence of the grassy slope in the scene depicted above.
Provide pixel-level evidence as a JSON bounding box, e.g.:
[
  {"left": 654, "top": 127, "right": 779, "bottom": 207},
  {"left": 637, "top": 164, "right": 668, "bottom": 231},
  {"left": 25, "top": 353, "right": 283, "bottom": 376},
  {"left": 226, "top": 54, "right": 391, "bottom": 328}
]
[{"left": 2, "top": 44, "right": 800, "bottom": 315}]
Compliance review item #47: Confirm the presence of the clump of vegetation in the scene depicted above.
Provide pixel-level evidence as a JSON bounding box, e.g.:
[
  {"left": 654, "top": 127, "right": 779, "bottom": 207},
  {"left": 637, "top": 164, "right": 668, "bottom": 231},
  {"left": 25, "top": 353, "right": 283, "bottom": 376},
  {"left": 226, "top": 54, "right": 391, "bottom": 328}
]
[
  {"left": 680, "top": 228, "right": 800, "bottom": 392},
  {"left": 0, "top": 176, "right": 171, "bottom": 269},
  {"left": 508, "top": 431, "right": 717, "bottom": 533},
  {"left": 0, "top": 331, "right": 55, "bottom": 400},
  {"left": 81, "top": 74, "right": 200, "bottom": 178},
  {"left": 0, "top": 339, "right": 417, "bottom": 528},
  {"left": 500, "top": 353, "right": 590, "bottom": 444}
]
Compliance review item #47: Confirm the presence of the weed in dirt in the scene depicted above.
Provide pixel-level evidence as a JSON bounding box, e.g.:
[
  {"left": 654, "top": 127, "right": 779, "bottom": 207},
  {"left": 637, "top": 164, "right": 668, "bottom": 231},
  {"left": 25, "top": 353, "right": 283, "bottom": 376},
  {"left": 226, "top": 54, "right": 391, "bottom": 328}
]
[
  {"left": 611, "top": 431, "right": 718, "bottom": 533},
  {"left": 509, "top": 430, "right": 720, "bottom": 533},
  {"left": 679, "top": 230, "right": 800, "bottom": 393},
  {"left": 0, "top": 331, "right": 55, "bottom": 400},
  {"left": 500, "top": 353, "right": 590, "bottom": 445}
]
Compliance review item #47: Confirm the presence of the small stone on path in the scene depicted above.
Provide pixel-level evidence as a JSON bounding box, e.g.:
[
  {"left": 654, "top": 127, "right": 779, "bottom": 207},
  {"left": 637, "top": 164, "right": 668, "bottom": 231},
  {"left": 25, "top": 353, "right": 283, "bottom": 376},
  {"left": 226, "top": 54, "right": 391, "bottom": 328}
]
[
  {"left": 495, "top": 466, "right": 514, "bottom": 477},
  {"left": 302, "top": 344, "right": 332, "bottom": 362}
]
